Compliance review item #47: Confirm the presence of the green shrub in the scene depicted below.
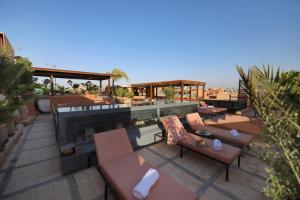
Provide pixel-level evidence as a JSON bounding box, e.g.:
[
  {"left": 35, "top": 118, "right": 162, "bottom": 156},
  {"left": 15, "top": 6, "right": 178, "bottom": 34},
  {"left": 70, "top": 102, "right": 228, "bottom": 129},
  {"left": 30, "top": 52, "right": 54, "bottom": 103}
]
[
  {"left": 237, "top": 65, "right": 300, "bottom": 200},
  {"left": 162, "top": 87, "right": 176, "bottom": 101}
]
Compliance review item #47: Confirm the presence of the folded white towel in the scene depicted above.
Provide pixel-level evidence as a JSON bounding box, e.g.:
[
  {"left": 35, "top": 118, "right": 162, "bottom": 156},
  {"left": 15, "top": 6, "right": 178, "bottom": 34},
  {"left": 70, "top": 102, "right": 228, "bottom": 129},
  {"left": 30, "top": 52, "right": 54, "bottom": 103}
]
[
  {"left": 132, "top": 168, "right": 159, "bottom": 200},
  {"left": 212, "top": 139, "right": 222, "bottom": 151},
  {"left": 208, "top": 105, "right": 214, "bottom": 108},
  {"left": 230, "top": 129, "right": 240, "bottom": 138}
]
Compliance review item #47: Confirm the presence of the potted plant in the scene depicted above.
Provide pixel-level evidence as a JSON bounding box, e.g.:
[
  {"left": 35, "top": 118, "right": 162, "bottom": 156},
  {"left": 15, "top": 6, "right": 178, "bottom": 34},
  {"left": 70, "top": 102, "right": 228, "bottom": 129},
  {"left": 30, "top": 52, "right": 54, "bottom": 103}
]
[{"left": 162, "top": 87, "right": 176, "bottom": 103}]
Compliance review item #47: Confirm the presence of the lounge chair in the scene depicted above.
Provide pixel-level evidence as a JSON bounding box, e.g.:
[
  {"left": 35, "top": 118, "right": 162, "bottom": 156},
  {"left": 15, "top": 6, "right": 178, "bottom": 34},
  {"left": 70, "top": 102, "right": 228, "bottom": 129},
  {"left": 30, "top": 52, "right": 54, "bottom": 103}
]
[
  {"left": 160, "top": 115, "right": 241, "bottom": 181},
  {"left": 204, "top": 114, "right": 263, "bottom": 135},
  {"left": 198, "top": 101, "right": 227, "bottom": 115},
  {"left": 93, "top": 128, "right": 197, "bottom": 200},
  {"left": 186, "top": 113, "right": 254, "bottom": 149}
]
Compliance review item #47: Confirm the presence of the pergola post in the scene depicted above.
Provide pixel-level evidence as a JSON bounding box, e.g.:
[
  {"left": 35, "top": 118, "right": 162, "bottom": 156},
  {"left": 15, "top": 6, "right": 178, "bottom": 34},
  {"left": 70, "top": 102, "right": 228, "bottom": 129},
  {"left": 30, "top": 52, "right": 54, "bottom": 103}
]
[
  {"left": 189, "top": 84, "right": 192, "bottom": 102},
  {"left": 155, "top": 86, "right": 158, "bottom": 98},
  {"left": 180, "top": 81, "right": 184, "bottom": 102},
  {"left": 107, "top": 79, "right": 111, "bottom": 96},
  {"left": 50, "top": 75, "right": 54, "bottom": 96},
  {"left": 150, "top": 85, "right": 153, "bottom": 100},
  {"left": 202, "top": 85, "right": 205, "bottom": 100},
  {"left": 99, "top": 80, "right": 102, "bottom": 96},
  {"left": 196, "top": 85, "right": 199, "bottom": 101}
]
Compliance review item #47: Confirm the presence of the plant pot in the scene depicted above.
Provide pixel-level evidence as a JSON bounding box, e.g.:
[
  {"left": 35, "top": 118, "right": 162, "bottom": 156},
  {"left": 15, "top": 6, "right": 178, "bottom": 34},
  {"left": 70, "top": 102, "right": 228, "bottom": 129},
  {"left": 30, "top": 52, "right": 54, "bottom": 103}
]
[
  {"left": 0, "top": 124, "right": 8, "bottom": 147},
  {"left": 36, "top": 98, "right": 50, "bottom": 113},
  {"left": 7, "top": 120, "right": 15, "bottom": 136},
  {"left": 27, "top": 100, "right": 36, "bottom": 116},
  {"left": 122, "top": 97, "right": 132, "bottom": 104}
]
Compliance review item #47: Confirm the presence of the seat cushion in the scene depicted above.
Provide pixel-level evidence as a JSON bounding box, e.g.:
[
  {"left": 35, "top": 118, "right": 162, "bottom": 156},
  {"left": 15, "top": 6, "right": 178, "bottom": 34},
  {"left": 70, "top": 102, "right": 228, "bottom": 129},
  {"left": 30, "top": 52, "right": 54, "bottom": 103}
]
[
  {"left": 179, "top": 133, "right": 241, "bottom": 164},
  {"left": 204, "top": 126, "right": 254, "bottom": 147},
  {"left": 102, "top": 153, "right": 197, "bottom": 200},
  {"left": 204, "top": 114, "right": 263, "bottom": 135}
]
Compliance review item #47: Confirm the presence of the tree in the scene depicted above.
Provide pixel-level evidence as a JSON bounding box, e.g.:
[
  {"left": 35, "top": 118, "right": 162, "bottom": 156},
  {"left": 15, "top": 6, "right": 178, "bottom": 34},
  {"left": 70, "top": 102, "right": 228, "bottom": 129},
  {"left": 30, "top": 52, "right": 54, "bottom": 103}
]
[
  {"left": 67, "top": 80, "right": 73, "bottom": 87},
  {"left": 0, "top": 55, "right": 34, "bottom": 123},
  {"left": 111, "top": 68, "right": 129, "bottom": 82},
  {"left": 162, "top": 87, "right": 176, "bottom": 101},
  {"left": 237, "top": 65, "right": 300, "bottom": 199},
  {"left": 43, "top": 79, "right": 51, "bottom": 89},
  {"left": 110, "top": 68, "right": 129, "bottom": 97}
]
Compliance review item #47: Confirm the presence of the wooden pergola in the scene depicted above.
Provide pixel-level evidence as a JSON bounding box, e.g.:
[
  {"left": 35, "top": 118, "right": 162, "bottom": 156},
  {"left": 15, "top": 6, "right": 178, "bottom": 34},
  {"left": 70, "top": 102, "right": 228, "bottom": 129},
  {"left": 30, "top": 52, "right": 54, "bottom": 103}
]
[
  {"left": 131, "top": 80, "right": 206, "bottom": 102},
  {"left": 32, "top": 67, "right": 112, "bottom": 96}
]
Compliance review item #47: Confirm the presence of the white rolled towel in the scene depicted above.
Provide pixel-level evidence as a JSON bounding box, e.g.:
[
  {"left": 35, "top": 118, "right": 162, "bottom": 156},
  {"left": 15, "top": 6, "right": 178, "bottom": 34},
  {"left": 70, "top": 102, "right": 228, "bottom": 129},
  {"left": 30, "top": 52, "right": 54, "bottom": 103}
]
[
  {"left": 212, "top": 139, "right": 222, "bottom": 151},
  {"left": 132, "top": 168, "right": 159, "bottom": 200},
  {"left": 230, "top": 129, "right": 240, "bottom": 138}
]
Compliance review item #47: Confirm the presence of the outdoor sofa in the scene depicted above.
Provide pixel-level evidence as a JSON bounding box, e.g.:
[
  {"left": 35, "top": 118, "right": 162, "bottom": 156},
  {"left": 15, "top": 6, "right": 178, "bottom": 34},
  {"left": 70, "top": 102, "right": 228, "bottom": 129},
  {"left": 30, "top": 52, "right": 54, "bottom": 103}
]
[{"left": 198, "top": 101, "right": 227, "bottom": 116}]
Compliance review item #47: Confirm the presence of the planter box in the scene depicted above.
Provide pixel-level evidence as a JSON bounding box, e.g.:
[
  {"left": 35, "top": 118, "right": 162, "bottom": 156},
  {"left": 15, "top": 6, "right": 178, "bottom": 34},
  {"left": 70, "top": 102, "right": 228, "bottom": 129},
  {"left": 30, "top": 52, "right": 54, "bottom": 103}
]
[
  {"left": 0, "top": 124, "right": 8, "bottom": 149},
  {"left": 19, "top": 105, "right": 29, "bottom": 120},
  {"left": 7, "top": 120, "right": 15, "bottom": 136}
]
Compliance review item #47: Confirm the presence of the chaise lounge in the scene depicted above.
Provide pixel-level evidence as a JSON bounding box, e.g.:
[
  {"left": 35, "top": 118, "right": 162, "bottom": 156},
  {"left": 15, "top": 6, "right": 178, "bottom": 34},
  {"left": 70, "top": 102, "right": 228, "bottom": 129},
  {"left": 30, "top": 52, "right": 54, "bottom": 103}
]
[
  {"left": 198, "top": 101, "right": 227, "bottom": 116},
  {"left": 160, "top": 115, "right": 241, "bottom": 181},
  {"left": 93, "top": 128, "right": 198, "bottom": 200},
  {"left": 186, "top": 112, "right": 254, "bottom": 149}
]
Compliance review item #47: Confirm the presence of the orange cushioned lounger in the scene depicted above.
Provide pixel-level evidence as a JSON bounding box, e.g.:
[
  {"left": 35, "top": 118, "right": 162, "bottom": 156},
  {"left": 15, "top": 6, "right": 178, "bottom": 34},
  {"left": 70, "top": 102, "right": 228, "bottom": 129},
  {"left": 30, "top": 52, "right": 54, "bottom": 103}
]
[
  {"left": 160, "top": 116, "right": 241, "bottom": 181},
  {"left": 186, "top": 113, "right": 254, "bottom": 148},
  {"left": 93, "top": 128, "right": 197, "bottom": 200}
]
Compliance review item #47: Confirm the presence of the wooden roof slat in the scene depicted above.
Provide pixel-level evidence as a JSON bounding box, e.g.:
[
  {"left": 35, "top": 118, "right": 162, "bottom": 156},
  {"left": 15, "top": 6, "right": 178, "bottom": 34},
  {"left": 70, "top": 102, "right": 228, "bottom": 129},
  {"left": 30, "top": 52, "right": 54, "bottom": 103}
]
[
  {"left": 131, "top": 80, "right": 206, "bottom": 88},
  {"left": 32, "top": 67, "right": 112, "bottom": 80}
]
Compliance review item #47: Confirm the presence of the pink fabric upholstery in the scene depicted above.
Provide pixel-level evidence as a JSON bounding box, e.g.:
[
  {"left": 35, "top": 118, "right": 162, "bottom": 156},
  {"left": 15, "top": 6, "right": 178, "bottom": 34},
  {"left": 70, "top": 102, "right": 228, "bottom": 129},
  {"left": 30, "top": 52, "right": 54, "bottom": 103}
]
[{"left": 160, "top": 115, "right": 187, "bottom": 144}]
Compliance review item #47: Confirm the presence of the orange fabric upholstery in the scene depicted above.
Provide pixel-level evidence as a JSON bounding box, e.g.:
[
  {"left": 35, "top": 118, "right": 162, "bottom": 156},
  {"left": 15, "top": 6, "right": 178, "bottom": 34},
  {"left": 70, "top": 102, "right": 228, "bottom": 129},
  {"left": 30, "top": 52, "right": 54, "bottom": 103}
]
[
  {"left": 102, "top": 153, "right": 197, "bottom": 200},
  {"left": 199, "top": 101, "right": 208, "bottom": 107},
  {"left": 178, "top": 134, "right": 241, "bottom": 164},
  {"left": 204, "top": 114, "right": 263, "bottom": 135},
  {"left": 186, "top": 113, "right": 254, "bottom": 147},
  {"left": 186, "top": 113, "right": 205, "bottom": 130},
  {"left": 160, "top": 115, "right": 188, "bottom": 144},
  {"left": 204, "top": 126, "right": 254, "bottom": 147},
  {"left": 162, "top": 115, "right": 241, "bottom": 164},
  {"left": 198, "top": 107, "right": 227, "bottom": 115},
  {"left": 93, "top": 128, "right": 133, "bottom": 165}
]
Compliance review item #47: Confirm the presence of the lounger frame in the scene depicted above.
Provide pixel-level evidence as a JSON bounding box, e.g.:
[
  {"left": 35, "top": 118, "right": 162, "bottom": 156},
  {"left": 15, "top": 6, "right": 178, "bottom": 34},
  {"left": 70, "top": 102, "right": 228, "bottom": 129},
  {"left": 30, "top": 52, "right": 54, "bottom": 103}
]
[
  {"left": 87, "top": 152, "right": 116, "bottom": 200},
  {"left": 179, "top": 144, "right": 240, "bottom": 181}
]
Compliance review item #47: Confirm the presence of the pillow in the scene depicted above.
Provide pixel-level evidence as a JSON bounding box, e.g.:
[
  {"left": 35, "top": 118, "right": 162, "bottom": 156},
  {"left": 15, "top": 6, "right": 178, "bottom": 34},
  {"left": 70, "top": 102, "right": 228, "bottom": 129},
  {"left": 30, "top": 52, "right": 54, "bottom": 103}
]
[{"left": 160, "top": 115, "right": 187, "bottom": 144}]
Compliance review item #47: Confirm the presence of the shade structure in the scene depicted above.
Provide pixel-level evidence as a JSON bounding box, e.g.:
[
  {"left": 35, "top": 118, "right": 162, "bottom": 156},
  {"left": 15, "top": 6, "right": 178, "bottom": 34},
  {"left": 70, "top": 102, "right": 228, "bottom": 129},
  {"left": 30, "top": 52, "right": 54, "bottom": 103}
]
[
  {"left": 131, "top": 80, "right": 206, "bottom": 102},
  {"left": 32, "top": 67, "right": 112, "bottom": 96}
]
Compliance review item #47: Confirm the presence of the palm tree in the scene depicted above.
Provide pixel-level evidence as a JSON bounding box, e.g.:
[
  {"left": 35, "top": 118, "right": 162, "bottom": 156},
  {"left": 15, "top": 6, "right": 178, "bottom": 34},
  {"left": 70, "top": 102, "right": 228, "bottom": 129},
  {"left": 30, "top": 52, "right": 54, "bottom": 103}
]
[
  {"left": 111, "top": 68, "right": 129, "bottom": 83},
  {"left": 43, "top": 79, "right": 51, "bottom": 89},
  {"left": 110, "top": 68, "right": 129, "bottom": 97},
  {"left": 67, "top": 80, "right": 73, "bottom": 87}
]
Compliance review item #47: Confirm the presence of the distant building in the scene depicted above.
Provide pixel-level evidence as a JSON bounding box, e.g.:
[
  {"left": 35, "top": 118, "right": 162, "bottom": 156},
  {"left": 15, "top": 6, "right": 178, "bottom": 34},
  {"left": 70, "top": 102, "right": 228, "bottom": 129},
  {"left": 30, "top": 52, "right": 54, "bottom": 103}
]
[{"left": 0, "top": 32, "right": 15, "bottom": 63}]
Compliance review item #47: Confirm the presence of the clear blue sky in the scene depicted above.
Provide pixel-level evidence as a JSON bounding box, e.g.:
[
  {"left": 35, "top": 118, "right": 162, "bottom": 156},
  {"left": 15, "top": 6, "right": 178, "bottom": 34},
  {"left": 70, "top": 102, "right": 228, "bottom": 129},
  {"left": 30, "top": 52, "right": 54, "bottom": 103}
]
[{"left": 0, "top": 0, "right": 299, "bottom": 88}]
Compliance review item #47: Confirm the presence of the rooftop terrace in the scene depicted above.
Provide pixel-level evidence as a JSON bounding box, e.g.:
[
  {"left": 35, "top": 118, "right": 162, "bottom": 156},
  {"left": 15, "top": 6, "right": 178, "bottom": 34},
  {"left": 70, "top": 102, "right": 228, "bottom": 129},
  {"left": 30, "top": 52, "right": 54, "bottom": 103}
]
[{"left": 0, "top": 114, "right": 267, "bottom": 200}]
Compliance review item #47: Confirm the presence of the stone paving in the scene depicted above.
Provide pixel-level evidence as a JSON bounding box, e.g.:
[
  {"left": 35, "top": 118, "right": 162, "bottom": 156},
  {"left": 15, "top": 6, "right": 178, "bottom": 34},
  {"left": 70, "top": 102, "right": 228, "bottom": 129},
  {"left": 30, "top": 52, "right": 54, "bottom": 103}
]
[{"left": 0, "top": 114, "right": 267, "bottom": 200}]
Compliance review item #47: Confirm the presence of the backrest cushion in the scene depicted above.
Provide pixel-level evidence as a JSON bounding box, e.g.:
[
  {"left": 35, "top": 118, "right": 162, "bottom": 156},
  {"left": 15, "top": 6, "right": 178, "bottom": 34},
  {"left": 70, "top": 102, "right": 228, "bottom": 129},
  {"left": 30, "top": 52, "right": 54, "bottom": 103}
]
[
  {"left": 93, "top": 128, "right": 133, "bottom": 165},
  {"left": 186, "top": 113, "right": 205, "bottom": 131},
  {"left": 160, "top": 115, "right": 187, "bottom": 144}
]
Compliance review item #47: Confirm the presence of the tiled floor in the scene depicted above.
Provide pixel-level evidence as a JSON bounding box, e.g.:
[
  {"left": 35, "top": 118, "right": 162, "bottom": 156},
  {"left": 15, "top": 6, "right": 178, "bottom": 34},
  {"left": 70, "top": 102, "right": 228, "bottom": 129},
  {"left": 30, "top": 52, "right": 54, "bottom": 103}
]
[{"left": 0, "top": 114, "right": 267, "bottom": 200}]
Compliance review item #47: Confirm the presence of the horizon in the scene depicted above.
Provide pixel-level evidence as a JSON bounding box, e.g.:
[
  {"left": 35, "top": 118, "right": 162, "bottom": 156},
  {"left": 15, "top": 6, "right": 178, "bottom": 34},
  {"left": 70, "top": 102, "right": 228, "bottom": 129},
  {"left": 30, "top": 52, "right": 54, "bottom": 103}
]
[{"left": 0, "top": 0, "right": 299, "bottom": 88}]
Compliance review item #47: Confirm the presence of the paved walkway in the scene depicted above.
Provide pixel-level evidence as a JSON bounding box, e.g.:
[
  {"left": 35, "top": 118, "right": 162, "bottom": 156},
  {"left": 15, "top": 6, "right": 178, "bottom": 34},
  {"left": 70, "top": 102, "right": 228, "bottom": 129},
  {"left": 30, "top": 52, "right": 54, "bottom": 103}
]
[{"left": 0, "top": 114, "right": 267, "bottom": 200}]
